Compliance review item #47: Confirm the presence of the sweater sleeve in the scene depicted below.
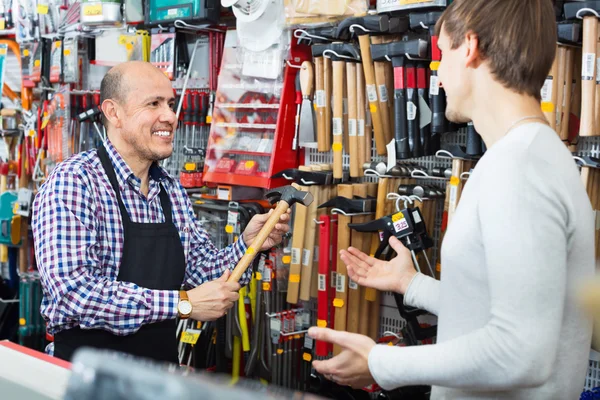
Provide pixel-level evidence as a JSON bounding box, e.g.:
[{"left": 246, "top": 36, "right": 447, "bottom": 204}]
[
  {"left": 403, "top": 273, "right": 441, "bottom": 316},
  {"left": 368, "top": 154, "right": 568, "bottom": 391}
]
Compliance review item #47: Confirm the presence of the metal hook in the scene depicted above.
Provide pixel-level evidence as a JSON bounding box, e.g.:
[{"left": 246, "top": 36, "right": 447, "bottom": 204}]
[
  {"left": 286, "top": 60, "right": 303, "bottom": 69},
  {"left": 157, "top": 24, "right": 167, "bottom": 33},
  {"left": 331, "top": 208, "right": 373, "bottom": 217},
  {"left": 573, "top": 156, "right": 589, "bottom": 167},
  {"left": 313, "top": 219, "right": 325, "bottom": 225},
  {"left": 350, "top": 24, "right": 372, "bottom": 34},
  {"left": 435, "top": 149, "right": 455, "bottom": 159},
  {"left": 460, "top": 171, "right": 471, "bottom": 181},
  {"left": 282, "top": 173, "right": 294, "bottom": 180},
  {"left": 322, "top": 49, "right": 357, "bottom": 61},
  {"left": 420, "top": 21, "right": 428, "bottom": 30},
  {"left": 382, "top": 330, "right": 403, "bottom": 340},
  {"left": 300, "top": 178, "right": 317, "bottom": 185},
  {"left": 576, "top": 8, "right": 600, "bottom": 19},
  {"left": 385, "top": 55, "right": 392, "bottom": 62},
  {"left": 364, "top": 168, "right": 381, "bottom": 177},
  {"left": 408, "top": 195, "right": 423, "bottom": 203},
  {"left": 405, "top": 53, "right": 429, "bottom": 61},
  {"left": 293, "top": 29, "right": 328, "bottom": 42}
]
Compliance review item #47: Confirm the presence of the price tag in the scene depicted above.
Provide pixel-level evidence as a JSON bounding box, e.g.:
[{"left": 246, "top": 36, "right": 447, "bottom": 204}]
[
  {"left": 270, "top": 317, "right": 282, "bottom": 333},
  {"left": 366, "top": 84, "right": 378, "bottom": 102},
  {"left": 348, "top": 119, "right": 357, "bottom": 137},
  {"left": 37, "top": 4, "right": 49, "bottom": 14},
  {"left": 318, "top": 274, "right": 326, "bottom": 291},
  {"left": 82, "top": 3, "right": 103, "bottom": 16},
  {"left": 303, "top": 311, "right": 310, "bottom": 327},
  {"left": 378, "top": 85, "right": 389, "bottom": 103},
  {"left": 291, "top": 248, "right": 301, "bottom": 265},
  {"left": 332, "top": 118, "right": 343, "bottom": 136},
  {"left": 302, "top": 249, "right": 311, "bottom": 267},
  {"left": 392, "top": 212, "right": 409, "bottom": 233},
  {"left": 263, "top": 267, "right": 272, "bottom": 282},
  {"left": 540, "top": 76, "right": 553, "bottom": 102},
  {"left": 407, "top": 101, "right": 417, "bottom": 121},
  {"left": 180, "top": 329, "right": 201, "bottom": 345},
  {"left": 429, "top": 75, "right": 440, "bottom": 96},
  {"left": 316, "top": 90, "right": 326, "bottom": 108},
  {"left": 304, "top": 335, "right": 314, "bottom": 349},
  {"left": 336, "top": 273, "right": 346, "bottom": 293},
  {"left": 227, "top": 210, "right": 238, "bottom": 227},
  {"left": 358, "top": 119, "right": 365, "bottom": 137},
  {"left": 583, "top": 53, "right": 596, "bottom": 81}
]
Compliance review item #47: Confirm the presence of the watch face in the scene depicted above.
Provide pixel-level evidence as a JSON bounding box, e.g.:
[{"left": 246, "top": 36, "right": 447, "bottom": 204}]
[{"left": 178, "top": 300, "right": 192, "bottom": 315}]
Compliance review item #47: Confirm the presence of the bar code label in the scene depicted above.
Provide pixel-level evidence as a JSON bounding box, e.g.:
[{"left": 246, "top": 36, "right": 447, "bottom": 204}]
[
  {"left": 349, "top": 119, "right": 357, "bottom": 137},
  {"left": 430, "top": 75, "right": 440, "bottom": 96},
  {"left": 343, "top": 98, "right": 348, "bottom": 115},
  {"left": 227, "top": 211, "right": 238, "bottom": 227},
  {"left": 333, "top": 118, "right": 343, "bottom": 135},
  {"left": 263, "top": 267, "right": 272, "bottom": 282},
  {"left": 407, "top": 101, "right": 417, "bottom": 121},
  {"left": 358, "top": 119, "right": 365, "bottom": 136},
  {"left": 349, "top": 279, "right": 358, "bottom": 290},
  {"left": 318, "top": 273, "right": 327, "bottom": 291},
  {"left": 541, "top": 77, "right": 553, "bottom": 102},
  {"left": 316, "top": 90, "right": 326, "bottom": 108},
  {"left": 331, "top": 271, "right": 338, "bottom": 288},
  {"left": 378, "top": 85, "right": 389, "bottom": 103},
  {"left": 367, "top": 84, "right": 378, "bottom": 102},
  {"left": 582, "top": 53, "right": 595, "bottom": 81},
  {"left": 291, "top": 248, "right": 301, "bottom": 265},
  {"left": 304, "top": 335, "right": 314, "bottom": 349},
  {"left": 302, "top": 249, "right": 311, "bottom": 267},
  {"left": 336, "top": 273, "right": 346, "bottom": 293}
]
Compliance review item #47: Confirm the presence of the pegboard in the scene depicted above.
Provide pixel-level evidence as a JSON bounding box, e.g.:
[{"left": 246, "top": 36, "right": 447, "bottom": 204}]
[
  {"left": 577, "top": 136, "right": 600, "bottom": 157},
  {"left": 305, "top": 129, "right": 467, "bottom": 340}
]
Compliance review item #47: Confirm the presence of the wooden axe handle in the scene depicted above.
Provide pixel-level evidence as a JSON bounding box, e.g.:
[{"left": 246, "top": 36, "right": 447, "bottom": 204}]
[
  {"left": 561, "top": 48, "right": 574, "bottom": 141},
  {"left": 229, "top": 200, "right": 290, "bottom": 283},
  {"left": 315, "top": 57, "right": 327, "bottom": 152},
  {"left": 333, "top": 60, "right": 345, "bottom": 179},
  {"left": 581, "top": 16, "right": 598, "bottom": 137},
  {"left": 347, "top": 62, "right": 360, "bottom": 178},
  {"left": 357, "top": 63, "right": 367, "bottom": 176},
  {"left": 358, "top": 34, "right": 387, "bottom": 155}
]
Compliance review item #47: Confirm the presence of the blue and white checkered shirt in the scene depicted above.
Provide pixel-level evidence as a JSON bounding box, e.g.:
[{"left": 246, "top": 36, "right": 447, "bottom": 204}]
[{"left": 32, "top": 140, "right": 248, "bottom": 335}]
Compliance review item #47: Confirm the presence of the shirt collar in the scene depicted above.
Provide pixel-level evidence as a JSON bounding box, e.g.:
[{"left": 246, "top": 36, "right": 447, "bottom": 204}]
[{"left": 103, "top": 139, "right": 172, "bottom": 189}]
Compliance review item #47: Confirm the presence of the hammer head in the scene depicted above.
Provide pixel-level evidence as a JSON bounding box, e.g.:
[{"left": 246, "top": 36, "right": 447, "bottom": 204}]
[
  {"left": 265, "top": 184, "right": 314, "bottom": 207},
  {"left": 370, "top": 39, "right": 429, "bottom": 63}
]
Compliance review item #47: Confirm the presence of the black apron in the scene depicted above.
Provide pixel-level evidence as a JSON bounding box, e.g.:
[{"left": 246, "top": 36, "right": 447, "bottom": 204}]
[{"left": 53, "top": 144, "right": 186, "bottom": 364}]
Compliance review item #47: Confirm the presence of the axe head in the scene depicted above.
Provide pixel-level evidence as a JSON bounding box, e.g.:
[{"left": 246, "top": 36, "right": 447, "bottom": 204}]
[{"left": 265, "top": 184, "right": 314, "bottom": 207}]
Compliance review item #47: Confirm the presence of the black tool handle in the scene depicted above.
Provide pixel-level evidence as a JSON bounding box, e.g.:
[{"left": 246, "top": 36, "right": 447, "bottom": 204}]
[
  {"left": 418, "top": 87, "right": 432, "bottom": 155},
  {"left": 466, "top": 122, "right": 482, "bottom": 156},
  {"left": 406, "top": 63, "right": 422, "bottom": 158},
  {"left": 392, "top": 57, "right": 410, "bottom": 159}
]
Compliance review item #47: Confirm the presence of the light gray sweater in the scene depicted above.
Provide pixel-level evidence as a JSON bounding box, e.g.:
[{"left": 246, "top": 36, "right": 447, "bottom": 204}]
[{"left": 368, "top": 123, "right": 594, "bottom": 399}]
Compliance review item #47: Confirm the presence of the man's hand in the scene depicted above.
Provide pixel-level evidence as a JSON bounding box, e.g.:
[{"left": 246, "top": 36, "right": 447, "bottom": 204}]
[
  {"left": 308, "top": 327, "right": 376, "bottom": 389},
  {"left": 342, "top": 236, "right": 417, "bottom": 295},
  {"left": 187, "top": 269, "right": 240, "bottom": 321},
  {"left": 241, "top": 209, "right": 291, "bottom": 251}
]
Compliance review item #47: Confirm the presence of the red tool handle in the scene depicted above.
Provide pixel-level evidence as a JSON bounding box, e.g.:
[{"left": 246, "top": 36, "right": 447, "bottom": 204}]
[
  {"left": 316, "top": 214, "right": 331, "bottom": 357},
  {"left": 329, "top": 217, "right": 338, "bottom": 354}
]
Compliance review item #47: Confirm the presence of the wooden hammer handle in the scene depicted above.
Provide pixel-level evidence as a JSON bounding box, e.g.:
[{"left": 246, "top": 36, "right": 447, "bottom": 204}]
[
  {"left": 581, "top": 15, "right": 598, "bottom": 137},
  {"left": 315, "top": 57, "right": 327, "bottom": 152},
  {"left": 229, "top": 200, "right": 289, "bottom": 282},
  {"left": 333, "top": 60, "right": 345, "bottom": 179}
]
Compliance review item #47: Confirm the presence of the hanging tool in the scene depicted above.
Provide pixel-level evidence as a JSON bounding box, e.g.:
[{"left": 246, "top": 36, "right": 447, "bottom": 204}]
[
  {"left": 298, "top": 61, "right": 316, "bottom": 147},
  {"left": 299, "top": 171, "right": 321, "bottom": 301},
  {"left": 336, "top": 14, "right": 409, "bottom": 155},
  {"left": 292, "top": 73, "right": 302, "bottom": 151},
  {"left": 347, "top": 61, "right": 360, "bottom": 178},
  {"left": 371, "top": 39, "right": 429, "bottom": 161},
  {"left": 561, "top": 47, "right": 575, "bottom": 141},
  {"left": 417, "top": 63, "right": 435, "bottom": 155},
  {"left": 371, "top": 35, "right": 393, "bottom": 145}
]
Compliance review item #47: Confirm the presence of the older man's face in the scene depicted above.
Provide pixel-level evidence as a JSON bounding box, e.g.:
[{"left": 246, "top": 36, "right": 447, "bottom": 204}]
[{"left": 118, "top": 66, "right": 177, "bottom": 162}]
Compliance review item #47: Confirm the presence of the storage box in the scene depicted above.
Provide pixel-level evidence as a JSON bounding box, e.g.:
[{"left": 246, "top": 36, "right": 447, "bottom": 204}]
[{"left": 145, "top": 0, "right": 219, "bottom": 25}]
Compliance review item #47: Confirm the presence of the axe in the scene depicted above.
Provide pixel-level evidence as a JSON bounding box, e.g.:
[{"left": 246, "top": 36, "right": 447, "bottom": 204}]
[
  {"left": 564, "top": 1, "right": 600, "bottom": 136},
  {"left": 336, "top": 14, "right": 410, "bottom": 155},
  {"left": 371, "top": 39, "right": 429, "bottom": 160},
  {"left": 410, "top": 11, "right": 447, "bottom": 135},
  {"left": 228, "top": 184, "right": 313, "bottom": 283}
]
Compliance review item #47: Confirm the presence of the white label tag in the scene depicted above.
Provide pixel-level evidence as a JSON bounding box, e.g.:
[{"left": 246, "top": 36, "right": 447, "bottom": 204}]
[
  {"left": 343, "top": 98, "right": 348, "bottom": 115},
  {"left": 583, "top": 53, "right": 595, "bottom": 81},
  {"left": 386, "top": 139, "right": 397, "bottom": 172},
  {"left": 318, "top": 274, "right": 327, "bottom": 291},
  {"left": 291, "top": 248, "right": 301, "bottom": 265},
  {"left": 412, "top": 210, "right": 422, "bottom": 224},
  {"left": 258, "top": 255, "right": 266, "bottom": 274},
  {"left": 349, "top": 119, "right": 357, "bottom": 137},
  {"left": 407, "top": 101, "right": 417, "bottom": 121},
  {"left": 302, "top": 249, "right": 311, "bottom": 267},
  {"left": 295, "top": 313, "right": 303, "bottom": 330},
  {"left": 367, "top": 84, "right": 378, "bottom": 102},
  {"left": 349, "top": 279, "right": 358, "bottom": 290},
  {"left": 316, "top": 90, "right": 326, "bottom": 108},
  {"left": 167, "top": 8, "right": 177, "bottom": 15},
  {"left": 264, "top": 267, "right": 272, "bottom": 282},
  {"left": 429, "top": 75, "right": 440, "bottom": 96},
  {"left": 303, "top": 311, "right": 310, "bottom": 327},
  {"left": 333, "top": 118, "right": 343, "bottom": 136},
  {"left": 393, "top": 218, "right": 409, "bottom": 233},
  {"left": 358, "top": 119, "right": 365, "bottom": 137},
  {"left": 449, "top": 184, "right": 458, "bottom": 205},
  {"left": 331, "top": 271, "right": 337, "bottom": 288},
  {"left": 418, "top": 96, "right": 432, "bottom": 129},
  {"left": 336, "top": 273, "right": 346, "bottom": 293},
  {"left": 378, "top": 84, "right": 389, "bottom": 103},
  {"left": 304, "top": 335, "right": 314, "bottom": 349},
  {"left": 217, "top": 188, "right": 230, "bottom": 200},
  {"left": 270, "top": 318, "right": 281, "bottom": 333},
  {"left": 227, "top": 211, "right": 238, "bottom": 227},
  {"left": 541, "top": 77, "right": 553, "bottom": 102}
]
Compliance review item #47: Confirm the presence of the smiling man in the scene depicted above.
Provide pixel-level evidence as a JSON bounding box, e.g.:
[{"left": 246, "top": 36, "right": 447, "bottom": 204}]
[
  {"left": 308, "top": 0, "right": 594, "bottom": 399},
  {"left": 32, "top": 61, "right": 290, "bottom": 363}
]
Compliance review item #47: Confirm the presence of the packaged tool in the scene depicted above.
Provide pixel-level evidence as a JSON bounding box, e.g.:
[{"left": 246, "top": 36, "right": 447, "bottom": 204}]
[
  {"left": 62, "top": 37, "right": 79, "bottom": 83},
  {"left": 377, "top": 0, "right": 447, "bottom": 13},
  {"left": 0, "top": 191, "right": 21, "bottom": 247},
  {"left": 151, "top": 30, "right": 176, "bottom": 79},
  {"left": 21, "top": 43, "right": 35, "bottom": 88},
  {"left": 283, "top": 0, "right": 368, "bottom": 25},
  {"left": 146, "top": 0, "right": 219, "bottom": 26},
  {"left": 125, "top": 0, "right": 144, "bottom": 23},
  {"left": 49, "top": 40, "right": 62, "bottom": 83},
  {"left": 80, "top": 0, "right": 123, "bottom": 26},
  {"left": 15, "top": 0, "right": 37, "bottom": 42}
]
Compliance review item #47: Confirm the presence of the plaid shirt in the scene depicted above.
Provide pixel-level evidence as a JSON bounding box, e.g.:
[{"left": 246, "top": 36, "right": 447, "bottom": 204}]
[{"left": 32, "top": 140, "right": 249, "bottom": 335}]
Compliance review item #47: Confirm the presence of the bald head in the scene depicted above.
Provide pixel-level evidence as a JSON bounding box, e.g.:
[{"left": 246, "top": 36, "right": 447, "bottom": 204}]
[{"left": 100, "top": 61, "right": 170, "bottom": 127}]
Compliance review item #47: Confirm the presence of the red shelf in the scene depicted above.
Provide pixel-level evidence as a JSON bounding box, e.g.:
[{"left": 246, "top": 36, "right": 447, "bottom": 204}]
[{"left": 203, "top": 171, "right": 288, "bottom": 189}]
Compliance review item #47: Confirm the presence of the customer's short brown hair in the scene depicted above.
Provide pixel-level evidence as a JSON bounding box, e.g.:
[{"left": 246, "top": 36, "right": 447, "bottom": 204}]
[{"left": 435, "top": 0, "right": 557, "bottom": 101}]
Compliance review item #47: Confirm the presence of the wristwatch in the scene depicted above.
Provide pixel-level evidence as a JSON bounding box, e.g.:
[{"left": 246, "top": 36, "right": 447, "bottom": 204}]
[{"left": 177, "top": 290, "right": 192, "bottom": 319}]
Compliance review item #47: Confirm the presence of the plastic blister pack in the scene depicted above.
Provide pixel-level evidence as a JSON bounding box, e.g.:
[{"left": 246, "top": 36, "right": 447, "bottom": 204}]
[{"left": 284, "top": 0, "right": 368, "bottom": 26}]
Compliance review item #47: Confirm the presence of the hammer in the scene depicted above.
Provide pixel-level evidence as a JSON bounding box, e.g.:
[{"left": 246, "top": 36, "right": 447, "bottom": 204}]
[
  {"left": 228, "top": 184, "right": 313, "bottom": 283},
  {"left": 371, "top": 39, "right": 429, "bottom": 160}
]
